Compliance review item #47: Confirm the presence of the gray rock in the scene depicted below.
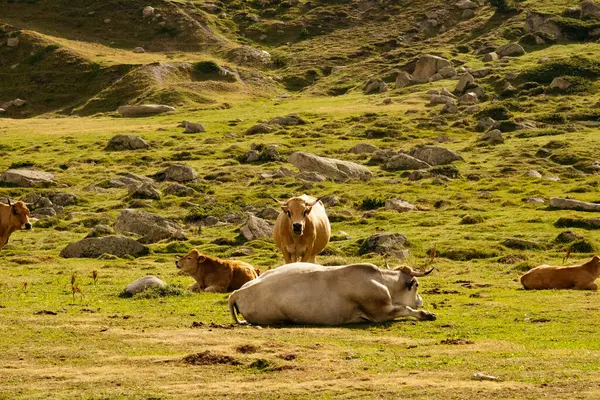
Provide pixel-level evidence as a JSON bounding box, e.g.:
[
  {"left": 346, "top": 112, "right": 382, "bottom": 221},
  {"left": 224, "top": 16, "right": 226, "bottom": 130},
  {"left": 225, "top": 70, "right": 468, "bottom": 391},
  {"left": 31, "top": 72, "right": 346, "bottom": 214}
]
[
  {"left": 395, "top": 71, "right": 412, "bottom": 88},
  {"left": 246, "top": 124, "right": 274, "bottom": 135},
  {"left": 455, "top": 73, "right": 475, "bottom": 94},
  {"left": 124, "top": 276, "right": 167, "bottom": 295},
  {"left": 462, "top": 9, "right": 475, "bottom": 18},
  {"left": 240, "top": 214, "right": 274, "bottom": 241},
  {"left": 155, "top": 164, "right": 199, "bottom": 182},
  {"left": 582, "top": 0, "right": 600, "bottom": 20},
  {"left": 384, "top": 154, "right": 431, "bottom": 170},
  {"left": 60, "top": 235, "right": 149, "bottom": 258},
  {"left": 471, "top": 68, "right": 491, "bottom": 78},
  {"left": 132, "top": 47, "right": 145, "bottom": 54},
  {"left": 481, "top": 129, "right": 504, "bottom": 144},
  {"left": 107, "top": 173, "right": 153, "bottom": 188},
  {"left": 142, "top": 6, "right": 155, "bottom": 18},
  {"left": 297, "top": 171, "right": 327, "bottom": 182},
  {"left": 257, "top": 207, "right": 280, "bottom": 220},
  {"left": 383, "top": 98, "right": 393, "bottom": 105},
  {"left": 105, "top": 134, "right": 150, "bottom": 151},
  {"left": 320, "top": 195, "right": 341, "bottom": 207},
  {"left": 549, "top": 77, "right": 571, "bottom": 91},
  {"left": 440, "top": 87, "right": 456, "bottom": 98},
  {"left": 428, "top": 73, "right": 443, "bottom": 82},
  {"left": 527, "top": 197, "right": 545, "bottom": 204},
  {"left": 408, "top": 170, "right": 432, "bottom": 181},
  {"left": 438, "top": 67, "right": 457, "bottom": 78},
  {"left": 496, "top": 43, "right": 525, "bottom": 58},
  {"left": 441, "top": 102, "right": 458, "bottom": 114},
  {"left": 86, "top": 224, "right": 115, "bottom": 238},
  {"left": 526, "top": 170, "right": 542, "bottom": 178},
  {"left": 430, "top": 94, "right": 456, "bottom": 105},
  {"left": 550, "top": 198, "right": 600, "bottom": 212},
  {"left": 245, "top": 150, "right": 261, "bottom": 163},
  {"left": 456, "top": 0, "right": 477, "bottom": 9},
  {"left": 409, "top": 146, "right": 463, "bottom": 166},
  {"left": 128, "top": 182, "right": 161, "bottom": 200},
  {"left": 288, "top": 152, "right": 373, "bottom": 181},
  {"left": 262, "top": 145, "right": 281, "bottom": 161},
  {"left": 268, "top": 114, "right": 306, "bottom": 126},
  {"left": 359, "top": 232, "right": 410, "bottom": 256},
  {"left": 459, "top": 92, "right": 478, "bottom": 105},
  {"left": 364, "top": 79, "right": 388, "bottom": 94},
  {"left": 117, "top": 105, "right": 175, "bottom": 117},
  {"left": 476, "top": 117, "right": 496, "bottom": 132},
  {"left": 114, "top": 209, "right": 186, "bottom": 243},
  {"left": 483, "top": 52, "right": 498, "bottom": 62},
  {"left": 164, "top": 183, "right": 195, "bottom": 197},
  {"left": 183, "top": 121, "right": 205, "bottom": 133},
  {"left": 502, "top": 238, "right": 543, "bottom": 250},
  {"left": 49, "top": 192, "right": 77, "bottom": 206},
  {"left": 412, "top": 54, "right": 452, "bottom": 83},
  {"left": 32, "top": 207, "right": 57, "bottom": 219},
  {"left": 0, "top": 169, "right": 55, "bottom": 187},
  {"left": 385, "top": 199, "right": 417, "bottom": 212},
  {"left": 349, "top": 143, "right": 379, "bottom": 154},
  {"left": 226, "top": 46, "right": 271, "bottom": 67},
  {"left": 7, "top": 38, "right": 19, "bottom": 47}
]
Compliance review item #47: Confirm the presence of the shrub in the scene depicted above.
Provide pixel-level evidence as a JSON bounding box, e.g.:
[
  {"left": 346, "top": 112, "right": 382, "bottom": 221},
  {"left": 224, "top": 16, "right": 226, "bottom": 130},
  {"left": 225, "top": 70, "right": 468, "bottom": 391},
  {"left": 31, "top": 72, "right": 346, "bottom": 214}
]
[
  {"left": 475, "top": 105, "right": 512, "bottom": 121},
  {"left": 194, "top": 60, "right": 221, "bottom": 74},
  {"left": 359, "top": 197, "right": 385, "bottom": 210},
  {"left": 490, "top": 0, "right": 517, "bottom": 13}
]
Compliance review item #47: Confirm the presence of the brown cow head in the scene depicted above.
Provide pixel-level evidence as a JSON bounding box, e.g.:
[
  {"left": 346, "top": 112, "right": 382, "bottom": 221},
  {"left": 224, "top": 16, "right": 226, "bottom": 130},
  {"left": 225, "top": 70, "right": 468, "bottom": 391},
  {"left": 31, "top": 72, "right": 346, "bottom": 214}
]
[
  {"left": 6, "top": 199, "right": 32, "bottom": 231},
  {"left": 175, "top": 249, "right": 206, "bottom": 277},
  {"left": 274, "top": 196, "right": 322, "bottom": 236}
]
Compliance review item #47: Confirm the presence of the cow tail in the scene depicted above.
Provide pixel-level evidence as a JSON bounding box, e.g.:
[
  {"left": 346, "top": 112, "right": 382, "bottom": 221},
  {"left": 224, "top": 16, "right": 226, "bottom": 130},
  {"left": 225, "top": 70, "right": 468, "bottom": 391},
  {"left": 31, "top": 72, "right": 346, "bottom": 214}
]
[{"left": 228, "top": 292, "right": 245, "bottom": 324}]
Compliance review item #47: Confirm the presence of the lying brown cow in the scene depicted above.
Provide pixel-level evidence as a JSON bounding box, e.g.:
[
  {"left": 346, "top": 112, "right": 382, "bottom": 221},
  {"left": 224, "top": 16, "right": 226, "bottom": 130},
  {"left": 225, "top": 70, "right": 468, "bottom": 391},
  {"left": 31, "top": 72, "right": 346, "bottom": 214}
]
[
  {"left": 175, "top": 249, "right": 258, "bottom": 292},
  {"left": 0, "top": 198, "right": 32, "bottom": 249},
  {"left": 521, "top": 255, "right": 600, "bottom": 290}
]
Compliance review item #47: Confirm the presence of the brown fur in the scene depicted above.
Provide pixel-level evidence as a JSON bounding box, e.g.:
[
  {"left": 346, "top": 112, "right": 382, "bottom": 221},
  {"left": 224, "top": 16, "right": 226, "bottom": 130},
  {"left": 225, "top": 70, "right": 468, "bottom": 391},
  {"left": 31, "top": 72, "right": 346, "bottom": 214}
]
[
  {"left": 520, "top": 255, "right": 600, "bottom": 290},
  {"left": 176, "top": 249, "right": 258, "bottom": 293},
  {"left": 0, "top": 200, "right": 32, "bottom": 249}
]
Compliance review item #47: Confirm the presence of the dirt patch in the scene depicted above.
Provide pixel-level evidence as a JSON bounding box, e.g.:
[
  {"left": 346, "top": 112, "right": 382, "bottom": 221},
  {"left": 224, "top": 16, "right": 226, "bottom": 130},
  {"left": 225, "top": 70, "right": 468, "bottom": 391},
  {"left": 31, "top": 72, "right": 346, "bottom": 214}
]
[
  {"left": 423, "top": 288, "right": 460, "bottom": 295},
  {"left": 277, "top": 353, "right": 296, "bottom": 361},
  {"left": 191, "top": 321, "right": 237, "bottom": 329},
  {"left": 182, "top": 351, "right": 241, "bottom": 366},
  {"left": 498, "top": 254, "right": 528, "bottom": 264},
  {"left": 236, "top": 344, "right": 258, "bottom": 354},
  {"left": 439, "top": 339, "right": 474, "bottom": 345},
  {"left": 34, "top": 310, "right": 57, "bottom": 315},
  {"left": 530, "top": 318, "right": 551, "bottom": 323}
]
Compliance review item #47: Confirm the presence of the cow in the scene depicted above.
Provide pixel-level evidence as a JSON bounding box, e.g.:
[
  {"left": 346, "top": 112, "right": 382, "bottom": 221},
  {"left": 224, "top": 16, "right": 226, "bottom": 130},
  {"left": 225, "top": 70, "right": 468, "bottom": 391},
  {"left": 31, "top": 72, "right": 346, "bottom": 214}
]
[
  {"left": 272, "top": 194, "right": 331, "bottom": 264},
  {"left": 520, "top": 255, "right": 600, "bottom": 290},
  {"left": 175, "top": 249, "right": 259, "bottom": 293},
  {"left": 228, "top": 262, "right": 436, "bottom": 326},
  {"left": 0, "top": 198, "right": 32, "bottom": 249}
]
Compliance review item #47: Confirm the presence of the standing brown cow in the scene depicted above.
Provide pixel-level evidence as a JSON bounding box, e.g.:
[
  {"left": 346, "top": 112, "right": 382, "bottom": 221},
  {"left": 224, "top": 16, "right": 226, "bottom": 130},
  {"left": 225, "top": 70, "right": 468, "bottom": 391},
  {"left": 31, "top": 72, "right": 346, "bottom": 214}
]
[
  {"left": 272, "top": 194, "right": 331, "bottom": 264},
  {"left": 0, "top": 198, "right": 32, "bottom": 249}
]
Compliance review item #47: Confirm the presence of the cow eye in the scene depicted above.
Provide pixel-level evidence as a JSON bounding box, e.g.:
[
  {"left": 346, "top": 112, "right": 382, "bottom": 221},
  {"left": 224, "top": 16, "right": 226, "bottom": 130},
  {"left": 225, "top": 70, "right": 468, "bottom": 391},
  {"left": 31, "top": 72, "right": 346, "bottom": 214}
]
[
  {"left": 12, "top": 208, "right": 19, "bottom": 216},
  {"left": 286, "top": 211, "right": 291, "bottom": 217}
]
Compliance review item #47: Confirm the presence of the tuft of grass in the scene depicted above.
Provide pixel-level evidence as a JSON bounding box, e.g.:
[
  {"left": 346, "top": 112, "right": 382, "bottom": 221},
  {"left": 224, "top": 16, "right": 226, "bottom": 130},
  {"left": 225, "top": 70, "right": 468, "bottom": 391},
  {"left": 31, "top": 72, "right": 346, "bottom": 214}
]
[{"left": 119, "top": 285, "right": 186, "bottom": 299}]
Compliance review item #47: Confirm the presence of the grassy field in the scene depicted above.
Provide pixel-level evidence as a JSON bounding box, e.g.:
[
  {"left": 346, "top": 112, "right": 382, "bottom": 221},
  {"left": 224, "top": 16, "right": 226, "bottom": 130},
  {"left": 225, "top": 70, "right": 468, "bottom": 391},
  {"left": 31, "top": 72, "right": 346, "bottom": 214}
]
[{"left": 3, "top": 0, "right": 600, "bottom": 398}]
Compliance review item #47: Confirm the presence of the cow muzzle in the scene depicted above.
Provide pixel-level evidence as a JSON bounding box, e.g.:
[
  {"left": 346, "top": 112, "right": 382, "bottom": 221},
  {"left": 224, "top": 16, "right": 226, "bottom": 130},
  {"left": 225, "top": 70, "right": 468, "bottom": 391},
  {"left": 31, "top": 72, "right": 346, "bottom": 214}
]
[
  {"left": 24, "top": 222, "right": 32, "bottom": 230},
  {"left": 292, "top": 223, "right": 303, "bottom": 236}
]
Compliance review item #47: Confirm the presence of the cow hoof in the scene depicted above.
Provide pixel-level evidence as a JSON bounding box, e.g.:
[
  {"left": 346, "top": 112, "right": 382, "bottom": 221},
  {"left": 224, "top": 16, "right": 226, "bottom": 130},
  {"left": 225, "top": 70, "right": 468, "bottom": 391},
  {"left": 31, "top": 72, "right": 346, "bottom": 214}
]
[{"left": 422, "top": 311, "right": 437, "bottom": 321}]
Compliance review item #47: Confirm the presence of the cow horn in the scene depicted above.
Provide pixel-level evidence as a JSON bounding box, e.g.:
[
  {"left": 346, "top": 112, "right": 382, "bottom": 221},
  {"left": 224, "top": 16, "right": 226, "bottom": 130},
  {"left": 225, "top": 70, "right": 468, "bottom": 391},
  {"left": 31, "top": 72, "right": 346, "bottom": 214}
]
[
  {"left": 6, "top": 197, "right": 11, "bottom": 206},
  {"left": 307, "top": 196, "right": 324, "bottom": 206},
  {"left": 383, "top": 255, "right": 390, "bottom": 270},
  {"left": 271, "top": 197, "right": 286, "bottom": 206},
  {"left": 412, "top": 267, "right": 435, "bottom": 277},
  {"left": 398, "top": 266, "right": 435, "bottom": 277}
]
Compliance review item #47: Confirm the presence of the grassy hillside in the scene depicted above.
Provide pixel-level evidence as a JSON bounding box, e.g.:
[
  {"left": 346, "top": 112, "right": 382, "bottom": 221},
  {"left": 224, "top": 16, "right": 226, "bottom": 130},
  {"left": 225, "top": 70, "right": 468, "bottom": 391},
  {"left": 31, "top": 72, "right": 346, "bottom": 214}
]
[{"left": 2, "top": 0, "right": 600, "bottom": 398}]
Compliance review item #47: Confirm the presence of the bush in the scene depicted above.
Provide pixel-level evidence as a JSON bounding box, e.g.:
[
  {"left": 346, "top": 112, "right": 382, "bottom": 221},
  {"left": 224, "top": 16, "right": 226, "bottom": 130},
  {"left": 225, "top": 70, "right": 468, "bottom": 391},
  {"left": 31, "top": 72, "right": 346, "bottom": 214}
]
[
  {"left": 490, "top": 0, "right": 517, "bottom": 13},
  {"left": 194, "top": 61, "right": 221, "bottom": 74},
  {"left": 359, "top": 197, "right": 385, "bottom": 210},
  {"left": 475, "top": 105, "right": 512, "bottom": 121}
]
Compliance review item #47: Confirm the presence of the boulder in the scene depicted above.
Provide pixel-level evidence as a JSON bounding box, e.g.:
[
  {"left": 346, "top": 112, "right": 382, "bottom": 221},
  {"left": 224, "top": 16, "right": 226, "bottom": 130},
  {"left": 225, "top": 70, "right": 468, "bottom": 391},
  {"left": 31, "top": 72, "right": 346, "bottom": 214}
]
[
  {"left": 60, "top": 235, "right": 149, "bottom": 258},
  {"left": 268, "top": 114, "right": 306, "bottom": 126},
  {"left": 481, "top": 129, "right": 504, "bottom": 144},
  {"left": 117, "top": 105, "right": 175, "bottom": 117},
  {"left": 32, "top": 207, "right": 57, "bottom": 219},
  {"left": 428, "top": 73, "right": 443, "bottom": 82},
  {"left": 483, "top": 52, "right": 498, "bottom": 62},
  {"left": 240, "top": 215, "right": 274, "bottom": 241},
  {"left": 462, "top": 9, "right": 475, "bottom": 18},
  {"left": 385, "top": 199, "right": 418, "bottom": 212},
  {"left": 459, "top": 92, "right": 478, "bottom": 105},
  {"left": 395, "top": 71, "right": 412, "bottom": 88},
  {"left": 455, "top": 72, "right": 475, "bottom": 94},
  {"left": 288, "top": 152, "right": 373, "bottom": 181},
  {"left": 183, "top": 121, "right": 206, "bottom": 133},
  {"left": 244, "top": 150, "right": 260, "bottom": 163},
  {"left": 164, "top": 183, "right": 195, "bottom": 197},
  {"left": 438, "top": 67, "right": 457, "bottom": 78},
  {"left": 525, "top": 11, "right": 564, "bottom": 39},
  {"left": 581, "top": 0, "right": 600, "bottom": 20},
  {"left": 430, "top": 94, "right": 456, "bottom": 105},
  {"left": 383, "top": 154, "right": 431, "bottom": 170},
  {"left": 441, "top": 102, "right": 458, "bottom": 114},
  {"left": 124, "top": 276, "right": 166, "bottom": 295},
  {"left": 86, "top": 224, "right": 115, "bottom": 238},
  {"left": 128, "top": 182, "right": 161, "bottom": 200},
  {"left": 155, "top": 164, "right": 199, "bottom": 182},
  {"left": 142, "top": 6, "right": 155, "bottom": 18},
  {"left": 257, "top": 207, "right": 281, "bottom": 220},
  {"left": 105, "top": 134, "right": 150, "bottom": 151},
  {"left": 456, "top": 0, "right": 477, "bottom": 9},
  {"left": 226, "top": 46, "right": 271, "bottom": 67},
  {"left": 550, "top": 198, "right": 600, "bottom": 212},
  {"left": 349, "top": 143, "right": 379, "bottom": 154},
  {"left": 409, "top": 146, "right": 463, "bottom": 166},
  {"left": 107, "top": 173, "right": 153, "bottom": 188},
  {"left": 7, "top": 38, "right": 19, "bottom": 47},
  {"left": 476, "top": 117, "right": 496, "bottom": 132},
  {"left": 359, "top": 232, "right": 410, "bottom": 256},
  {"left": 526, "top": 170, "right": 542, "bottom": 178},
  {"left": 496, "top": 43, "right": 525, "bottom": 58},
  {"left": 133, "top": 47, "right": 145, "bottom": 54},
  {"left": 549, "top": 77, "right": 571, "bottom": 91},
  {"left": 364, "top": 79, "right": 388, "bottom": 94},
  {"left": 246, "top": 123, "right": 274, "bottom": 135},
  {"left": 412, "top": 54, "right": 452, "bottom": 83},
  {"left": 114, "top": 209, "right": 186, "bottom": 243},
  {"left": 440, "top": 87, "right": 456, "bottom": 98},
  {"left": 409, "top": 170, "right": 432, "bottom": 181},
  {"left": 0, "top": 169, "right": 55, "bottom": 187}
]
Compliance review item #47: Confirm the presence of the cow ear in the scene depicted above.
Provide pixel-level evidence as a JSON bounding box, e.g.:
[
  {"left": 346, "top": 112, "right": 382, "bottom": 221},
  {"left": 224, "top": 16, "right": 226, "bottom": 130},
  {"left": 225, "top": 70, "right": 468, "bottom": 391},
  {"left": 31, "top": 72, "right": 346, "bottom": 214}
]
[
  {"left": 197, "top": 255, "right": 206, "bottom": 264},
  {"left": 281, "top": 205, "right": 289, "bottom": 212},
  {"left": 304, "top": 206, "right": 313, "bottom": 215}
]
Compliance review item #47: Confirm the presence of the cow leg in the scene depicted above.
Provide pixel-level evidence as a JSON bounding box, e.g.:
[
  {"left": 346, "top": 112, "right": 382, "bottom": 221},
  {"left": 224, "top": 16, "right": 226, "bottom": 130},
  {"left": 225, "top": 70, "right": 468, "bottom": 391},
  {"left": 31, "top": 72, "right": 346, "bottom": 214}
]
[
  {"left": 204, "top": 285, "right": 227, "bottom": 293},
  {"left": 364, "top": 303, "right": 436, "bottom": 322},
  {"left": 577, "top": 282, "right": 598, "bottom": 290},
  {"left": 188, "top": 282, "right": 202, "bottom": 292}
]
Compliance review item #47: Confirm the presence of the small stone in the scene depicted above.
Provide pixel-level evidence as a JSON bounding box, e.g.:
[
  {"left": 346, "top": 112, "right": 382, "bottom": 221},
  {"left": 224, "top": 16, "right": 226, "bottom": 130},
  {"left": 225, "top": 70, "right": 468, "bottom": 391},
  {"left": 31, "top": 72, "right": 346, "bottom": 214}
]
[{"left": 133, "top": 47, "right": 145, "bottom": 53}]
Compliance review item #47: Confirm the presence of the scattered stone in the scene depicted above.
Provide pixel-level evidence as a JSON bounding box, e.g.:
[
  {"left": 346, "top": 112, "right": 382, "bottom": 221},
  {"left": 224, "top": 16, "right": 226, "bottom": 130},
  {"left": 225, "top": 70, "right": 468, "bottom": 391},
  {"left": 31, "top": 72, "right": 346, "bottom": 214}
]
[
  {"left": 459, "top": 92, "right": 478, "bottom": 105},
  {"left": 412, "top": 54, "right": 452, "bottom": 83},
  {"left": 60, "top": 235, "right": 149, "bottom": 258},
  {"left": 246, "top": 124, "right": 274, "bottom": 135},
  {"left": 462, "top": 9, "right": 475, "bottom": 18},
  {"left": 526, "top": 170, "right": 542, "bottom": 178},
  {"left": 288, "top": 152, "right": 373, "bottom": 181},
  {"left": 549, "top": 77, "right": 571, "bottom": 91},
  {"left": 481, "top": 129, "right": 504, "bottom": 144},
  {"left": 438, "top": 67, "right": 457, "bottom": 79},
  {"left": 476, "top": 117, "right": 496, "bottom": 132},
  {"left": 133, "top": 47, "right": 145, "bottom": 54},
  {"left": 496, "top": 43, "right": 525, "bottom": 58},
  {"left": 582, "top": 0, "right": 600, "bottom": 20},
  {"left": 456, "top": 0, "right": 477, "bottom": 9},
  {"left": 154, "top": 164, "right": 199, "bottom": 182},
  {"left": 395, "top": 71, "right": 412, "bottom": 88},
  {"left": 117, "top": 105, "right": 175, "bottom": 117},
  {"left": 297, "top": 171, "right": 327, "bottom": 182},
  {"left": 86, "top": 224, "right": 115, "bottom": 238},
  {"left": 455, "top": 73, "right": 475, "bottom": 94},
  {"left": 124, "top": 276, "right": 167, "bottom": 295},
  {"left": 240, "top": 215, "right": 274, "bottom": 241},
  {"left": 550, "top": 198, "right": 600, "bottom": 212},
  {"left": 555, "top": 231, "right": 582, "bottom": 243},
  {"left": 32, "top": 207, "right": 57, "bottom": 219},
  {"left": 142, "top": 6, "right": 155, "bottom": 18},
  {"left": 0, "top": 169, "right": 55, "bottom": 187},
  {"left": 359, "top": 232, "right": 410, "bottom": 257},
  {"left": 364, "top": 78, "right": 388, "bottom": 94},
  {"left": 128, "top": 182, "right": 161, "bottom": 200},
  {"left": 226, "top": 46, "right": 271, "bottom": 67},
  {"left": 385, "top": 199, "right": 417, "bottom": 212},
  {"left": 106, "top": 173, "right": 153, "bottom": 188},
  {"left": 430, "top": 94, "right": 456, "bottom": 106},
  {"left": 183, "top": 121, "right": 206, "bottom": 133},
  {"left": 115, "top": 209, "right": 186, "bottom": 243},
  {"left": 268, "top": 114, "right": 306, "bottom": 126},
  {"left": 428, "top": 73, "right": 443, "bottom": 82},
  {"left": 384, "top": 154, "right": 431, "bottom": 170},
  {"left": 7, "top": 37, "right": 19, "bottom": 47},
  {"left": 383, "top": 98, "right": 393, "bottom": 105},
  {"left": 527, "top": 197, "right": 545, "bottom": 204},
  {"left": 409, "top": 146, "right": 463, "bottom": 166},
  {"left": 483, "top": 52, "right": 498, "bottom": 62},
  {"left": 408, "top": 169, "right": 431, "bottom": 181},
  {"left": 105, "top": 134, "right": 150, "bottom": 151},
  {"left": 441, "top": 102, "right": 458, "bottom": 114},
  {"left": 257, "top": 207, "right": 280, "bottom": 220}
]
